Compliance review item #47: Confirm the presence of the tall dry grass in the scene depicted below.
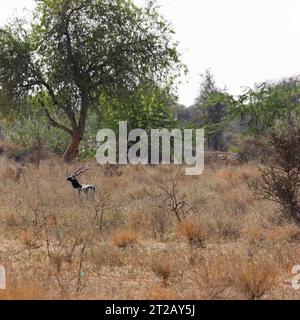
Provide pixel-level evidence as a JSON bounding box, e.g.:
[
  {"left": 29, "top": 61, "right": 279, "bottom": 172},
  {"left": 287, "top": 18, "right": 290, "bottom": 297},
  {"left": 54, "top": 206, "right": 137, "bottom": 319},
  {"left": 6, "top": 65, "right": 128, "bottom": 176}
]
[{"left": 0, "top": 156, "right": 299, "bottom": 299}]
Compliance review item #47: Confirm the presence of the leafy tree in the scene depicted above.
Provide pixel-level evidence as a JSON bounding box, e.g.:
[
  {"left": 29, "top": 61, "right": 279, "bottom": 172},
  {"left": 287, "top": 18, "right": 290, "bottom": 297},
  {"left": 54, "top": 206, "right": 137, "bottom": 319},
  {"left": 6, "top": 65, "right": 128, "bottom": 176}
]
[
  {"left": 202, "top": 91, "right": 234, "bottom": 151},
  {"left": 195, "top": 69, "right": 218, "bottom": 106},
  {"left": 1, "top": 94, "right": 70, "bottom": 156},
  {"left": 232, "top": 77, "right": 300, "bottom": 136},
  {"left": 93, "top": 84, "right": 179, "bottom": 162},
  {"left": 251, "top": 114, "right": 300, "bottom": 223},
  {"left": 99, "top": 84, "right": 177, "bottom": 133},
  {"left": 0, "top": 0, "right": 183, "bottom": 162},
  {"left": 72, "top": 84, "right": 178, "bottom": 160},
  {"left": 193, "top": 70, "right": 232, "bottom": 151}
]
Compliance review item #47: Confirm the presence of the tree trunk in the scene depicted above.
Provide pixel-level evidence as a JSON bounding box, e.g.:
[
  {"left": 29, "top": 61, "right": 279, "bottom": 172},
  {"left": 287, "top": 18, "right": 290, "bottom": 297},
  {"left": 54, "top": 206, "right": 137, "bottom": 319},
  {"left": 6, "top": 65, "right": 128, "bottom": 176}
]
[
  {"left": 63, "top": 130, "right": 82, "bottom": 162},
  {"left": 61, "top": 92, "right": 89, "bottom": 163}
]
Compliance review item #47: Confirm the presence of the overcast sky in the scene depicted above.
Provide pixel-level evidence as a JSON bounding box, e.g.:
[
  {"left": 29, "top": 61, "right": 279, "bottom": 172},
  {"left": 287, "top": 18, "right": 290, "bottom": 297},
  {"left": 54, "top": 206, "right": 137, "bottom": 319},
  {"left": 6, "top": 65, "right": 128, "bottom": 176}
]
[{"left": 1, "top": 0, "right": 300, "bottom": 106}]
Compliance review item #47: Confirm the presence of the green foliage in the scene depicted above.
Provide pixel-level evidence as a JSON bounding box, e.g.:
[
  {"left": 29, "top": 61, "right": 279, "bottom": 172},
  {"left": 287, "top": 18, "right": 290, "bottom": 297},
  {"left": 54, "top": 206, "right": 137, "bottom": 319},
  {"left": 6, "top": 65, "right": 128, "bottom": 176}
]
[
  {"left": 77, "top": 85, "right": 179, "bottom": 159},
  {"left": 193, "top": 70, "right": 233, "bottom": 150},
  {"left": 98, "top": 85, "right": 178, "bottom": 133},
  {"left": 228, "top": 145, "right": 241, "bottom": 153},
  {"left": 0, "top": 0, "right": 184, "bottom": 161},
  {"left": 231, "top": 77, "right": 300, "bottom": 136},
  {"left": 200, "top": 91, "right": 233, "bottom": 132},
  {"left": 4, "top": 95, "right": 69, "bottom": 155}
]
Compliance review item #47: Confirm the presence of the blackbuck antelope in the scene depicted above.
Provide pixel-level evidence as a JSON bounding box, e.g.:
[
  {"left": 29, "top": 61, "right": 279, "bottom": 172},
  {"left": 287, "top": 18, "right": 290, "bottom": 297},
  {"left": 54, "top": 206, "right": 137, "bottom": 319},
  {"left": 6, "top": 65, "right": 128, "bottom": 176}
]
[{"left": 67, "top": 166, "right": 96, "bottom": 196}]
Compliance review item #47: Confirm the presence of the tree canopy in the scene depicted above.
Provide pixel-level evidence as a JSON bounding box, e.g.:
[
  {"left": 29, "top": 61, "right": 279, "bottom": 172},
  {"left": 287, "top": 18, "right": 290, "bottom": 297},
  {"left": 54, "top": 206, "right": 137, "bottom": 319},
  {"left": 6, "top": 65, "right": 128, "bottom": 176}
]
[
  {"left": 192, "top": 70, "right": 232, "bottom": 150},
  {"left": 0, "top": 0, "right": 184, "bottom": 161},
  {"left": 232, "top": 77, "right": 300, "bottom": 136}
]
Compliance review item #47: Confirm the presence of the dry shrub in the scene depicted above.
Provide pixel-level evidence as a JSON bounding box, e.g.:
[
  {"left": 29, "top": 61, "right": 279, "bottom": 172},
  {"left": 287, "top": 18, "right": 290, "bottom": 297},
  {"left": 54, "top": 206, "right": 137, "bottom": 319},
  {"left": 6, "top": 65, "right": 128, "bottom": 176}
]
[
  {"left": 126, "top": 210, "right": 148, "bottom": 235},
  {"left": 151, "top": 254, "right": 172, "bottom": 282},
  {"left": 215, "top": 168, "right": 236, "bottom": 181},
  {"left": 239, "top": 165, "right": 259, "bottom": 183},
  {"left": 214, "top": 168, "right": 245, "bottom": 189},
  {"left": 150, "top": 209, "right": 169, "bottom": 242},
  {"left": 242, "top": 224, "right": 300, "bottom": 246},
  {"left": 241, "top": 225, "right": 266, "bottom": 245},
  {"left": 238, "top": 137, "right": 267, "bottom": 163},
  {"left": 265, "top": 224, "right": 300, "bottom": 243},
  {"left": 0, "top": 138, "right": 18, "bottom": 154},
  {"left": 232, "top": 255, "right": 278, "bottom": 300},
  {"left": 45, "top": 214, "right": 57, "bottom": 228},
  {"left": 146, "top": 283, "right": 182, "bottom": 300},
  {"left": 1, "top": 165, "right": 22, "bottom": 181},
  {"left": 49, "top": 253, "right": 65, "bottom": 274},
  {"left": 153, "top": 174, "right": 194, "bottom": 223},
  {"left": 0, "top": 157, "right": 23, "bottom": 182},
  {"left": 214, "top": 214, "right": 241, "bottom": 241},
  {"left": 111, "top": 229, "right": 138, "bottom": 248},
  {"left": 250, "top": 116, "right": 300, "bottom": 223},
  {"left": 242, "top": 224, "right": 300, "bottom": 271},
  {"left": 20, "top": 229, "right": 39, "bottom": 249},
  {"left": 89, "top": 244, "right": 123, "bottom": 270},
  {"left": 222, "top": 189, "right": 255, "bottom": 214},
  {"left": 193, "top": 252, "right": 232, "bottom": 299},
  {"left": 179, "top": 219, "right": 208, "bottom": 247},
  {"left": 4, "top": 211, "right": 19, "bottom": 228},
  {"left": 103, "top": 164, "right": 123, "bottom": 177},
  {"left": 268, "top": 241, "right": 299, "bottom": 271}
]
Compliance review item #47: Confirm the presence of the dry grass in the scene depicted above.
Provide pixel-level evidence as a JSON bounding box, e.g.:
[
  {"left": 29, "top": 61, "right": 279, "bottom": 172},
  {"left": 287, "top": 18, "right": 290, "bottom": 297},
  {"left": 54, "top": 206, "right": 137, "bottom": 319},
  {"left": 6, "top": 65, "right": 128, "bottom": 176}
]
[
  {"left": 151, "top": 254, "right": 172, "bottom": 283},
  {"left": 179, "top": 219, "right": 209, "bottom": 247},
  {"left": 146, "top": 283, "right": 183, "bottom": 300},
  {"left": 193, "top": 252, "right": 233, "bottom": 299},
  {"left": 89, "top": 244, "right": 124, "bottom": 270},
  {"left": 20, "top": 229, "right": 38, "bottom": 249},
  {"left": 232, "top": 254, "right": 278, "bottom": 300},
  {"left": 111, "top": 229, "right": 139, "bottom": 248},
  {"left": 0, "top": 282, "right": 45, "bottom": 300},
  {"left": 0, "top": 156, "right": 299, "bottom": 299}
]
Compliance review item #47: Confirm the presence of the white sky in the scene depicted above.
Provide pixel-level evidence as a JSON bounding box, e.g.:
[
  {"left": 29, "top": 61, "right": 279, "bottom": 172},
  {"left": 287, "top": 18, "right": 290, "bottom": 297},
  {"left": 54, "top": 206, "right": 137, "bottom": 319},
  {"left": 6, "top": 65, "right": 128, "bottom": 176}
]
[{"left": 1, "top": 0, "right": 300, "bottom": 106}]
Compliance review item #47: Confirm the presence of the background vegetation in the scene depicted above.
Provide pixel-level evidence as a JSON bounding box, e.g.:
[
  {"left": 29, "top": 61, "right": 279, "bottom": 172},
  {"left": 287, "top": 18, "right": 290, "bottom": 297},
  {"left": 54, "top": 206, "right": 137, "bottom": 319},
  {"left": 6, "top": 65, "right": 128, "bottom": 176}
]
[{"left": 1, "top": 0, "right": 300, "bottom": 300}]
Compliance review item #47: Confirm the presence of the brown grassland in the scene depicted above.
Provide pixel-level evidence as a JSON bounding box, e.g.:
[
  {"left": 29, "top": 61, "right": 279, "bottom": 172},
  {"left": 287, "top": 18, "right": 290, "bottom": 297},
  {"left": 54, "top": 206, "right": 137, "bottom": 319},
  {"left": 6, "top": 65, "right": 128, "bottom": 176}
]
[{"left": 1, "top": 155, "right": 300, "bottom": 300}]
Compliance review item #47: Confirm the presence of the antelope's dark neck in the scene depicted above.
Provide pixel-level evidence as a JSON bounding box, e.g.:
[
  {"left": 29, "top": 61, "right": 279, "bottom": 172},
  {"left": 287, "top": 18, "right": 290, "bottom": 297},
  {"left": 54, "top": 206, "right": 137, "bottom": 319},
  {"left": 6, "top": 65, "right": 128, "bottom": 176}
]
[{"left": 70, "top": 178, "right": 82, "bottom": 190}]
